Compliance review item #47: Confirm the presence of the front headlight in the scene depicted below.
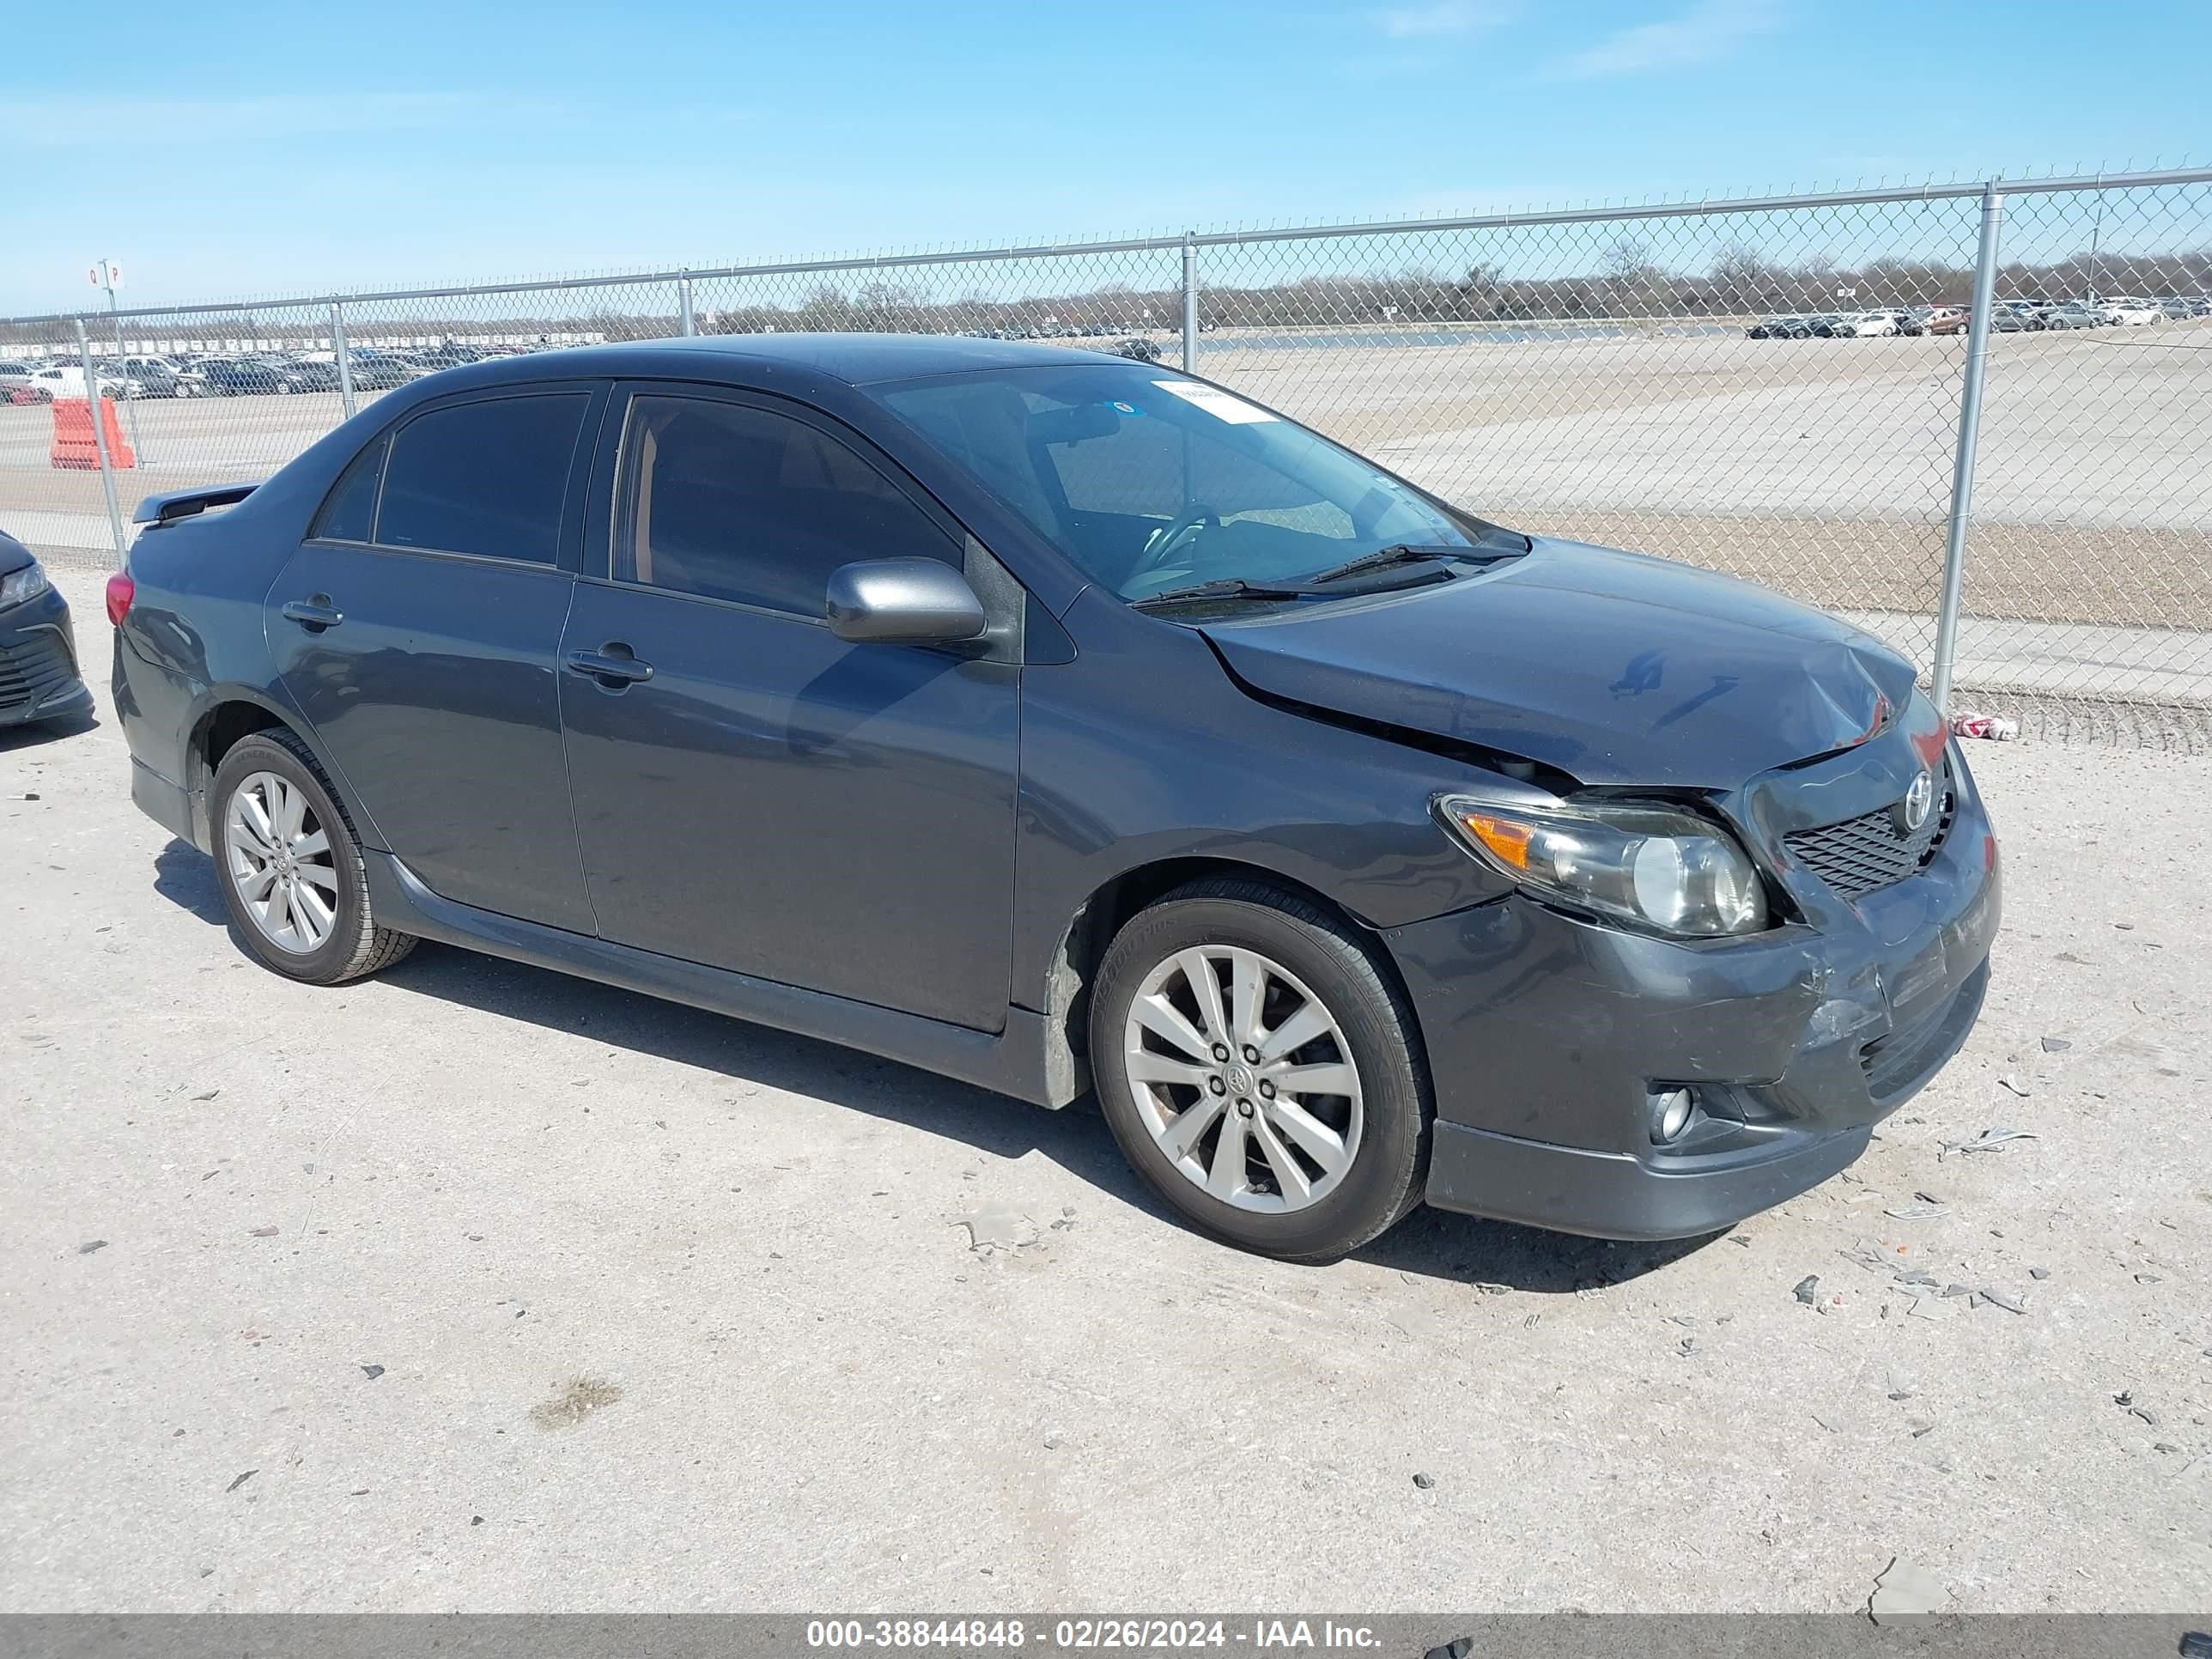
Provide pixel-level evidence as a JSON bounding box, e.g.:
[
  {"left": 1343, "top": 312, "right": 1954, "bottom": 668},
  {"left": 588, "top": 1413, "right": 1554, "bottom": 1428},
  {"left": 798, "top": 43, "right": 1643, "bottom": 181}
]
[
  {"left": 1435, "top": 790, "right": 1769, "bottom": 938},
  {"left": 0, "top": 560, "right": 52, "bottom": 611}
]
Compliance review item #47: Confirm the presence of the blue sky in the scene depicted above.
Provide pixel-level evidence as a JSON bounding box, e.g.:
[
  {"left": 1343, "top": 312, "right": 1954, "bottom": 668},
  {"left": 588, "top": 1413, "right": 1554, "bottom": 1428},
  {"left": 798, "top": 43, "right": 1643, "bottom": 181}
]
[{"left": 3, "top": 0, "right": 2206, "bottom": 313}]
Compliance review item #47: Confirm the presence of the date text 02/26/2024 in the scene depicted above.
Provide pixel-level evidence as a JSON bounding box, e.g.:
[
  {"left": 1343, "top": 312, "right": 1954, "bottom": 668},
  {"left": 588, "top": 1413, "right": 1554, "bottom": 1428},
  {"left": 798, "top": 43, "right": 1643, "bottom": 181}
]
[{"left": 805, "top": 1620, "right": 1383, "bottom": 1650}]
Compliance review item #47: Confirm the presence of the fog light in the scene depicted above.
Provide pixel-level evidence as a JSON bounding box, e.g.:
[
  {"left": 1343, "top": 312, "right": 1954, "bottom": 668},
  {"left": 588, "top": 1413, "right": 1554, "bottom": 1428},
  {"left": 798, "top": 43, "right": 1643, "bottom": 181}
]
[{"left": 1650, "top": 1087, "right": 1695, "bottom": 1144}]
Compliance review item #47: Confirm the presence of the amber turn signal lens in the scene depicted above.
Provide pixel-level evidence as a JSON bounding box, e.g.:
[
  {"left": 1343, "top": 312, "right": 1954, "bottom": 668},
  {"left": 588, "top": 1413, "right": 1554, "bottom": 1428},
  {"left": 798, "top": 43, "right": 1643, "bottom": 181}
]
[{"left": 1456, "top": 811, "right": 1534, "bottom": 871}]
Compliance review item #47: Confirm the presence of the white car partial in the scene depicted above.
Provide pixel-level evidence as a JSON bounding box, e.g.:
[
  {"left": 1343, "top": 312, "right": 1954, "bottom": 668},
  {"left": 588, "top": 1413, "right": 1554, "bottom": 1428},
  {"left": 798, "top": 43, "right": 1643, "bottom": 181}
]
[
  {"left": 27, "top": 365, "right": 143, "bottom": 399},
  {"left": 1822, "top": 311, "right": 1899, "bottom": 337}
]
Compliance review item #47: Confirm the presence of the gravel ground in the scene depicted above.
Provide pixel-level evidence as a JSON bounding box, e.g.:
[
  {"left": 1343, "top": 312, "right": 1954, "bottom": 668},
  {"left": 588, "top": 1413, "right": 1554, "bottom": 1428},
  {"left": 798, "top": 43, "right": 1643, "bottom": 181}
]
[{"left": 3, "top": 564, "right": 2208, "bottom": 1613}]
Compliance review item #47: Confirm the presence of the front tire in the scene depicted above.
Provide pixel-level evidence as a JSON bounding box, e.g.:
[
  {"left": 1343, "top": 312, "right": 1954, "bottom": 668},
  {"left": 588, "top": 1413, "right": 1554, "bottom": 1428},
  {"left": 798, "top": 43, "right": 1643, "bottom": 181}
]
[
  {"left": 210, "top": 729, "right": 416, "bottom": 985},
  {"left": 1089, "top": 879, "right": 1431, "bottom": 1261}
]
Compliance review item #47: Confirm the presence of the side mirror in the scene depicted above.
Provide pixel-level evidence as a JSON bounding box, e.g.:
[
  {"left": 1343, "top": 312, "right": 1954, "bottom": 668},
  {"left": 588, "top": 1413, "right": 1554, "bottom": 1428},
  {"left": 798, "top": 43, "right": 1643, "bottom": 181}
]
[{"left": 824, "top": 558, "right": 988, "bottom": 644}]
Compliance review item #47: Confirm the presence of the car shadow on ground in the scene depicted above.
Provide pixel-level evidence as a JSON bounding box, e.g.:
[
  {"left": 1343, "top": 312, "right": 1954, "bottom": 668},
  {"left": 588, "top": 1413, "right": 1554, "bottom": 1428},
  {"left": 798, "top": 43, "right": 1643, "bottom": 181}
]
[
  {"left": 147, "top": 836, "right": 1714, "bottom": 1292},
  {"left": 0, "top": 712, "right": 99, "bottom": 753},
  {"left": 154, "top": 836, "right": 229, "bottom": 925}
]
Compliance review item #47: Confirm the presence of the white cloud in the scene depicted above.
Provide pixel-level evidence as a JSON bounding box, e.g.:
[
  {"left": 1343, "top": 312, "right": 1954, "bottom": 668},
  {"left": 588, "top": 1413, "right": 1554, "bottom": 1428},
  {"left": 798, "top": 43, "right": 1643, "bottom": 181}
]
[
  {"left": 1376, "top": 1, "right": 1517, "bottom": 39},
  {"left": 1552, "top": 0, "right": 1782, "bottom": 79}
]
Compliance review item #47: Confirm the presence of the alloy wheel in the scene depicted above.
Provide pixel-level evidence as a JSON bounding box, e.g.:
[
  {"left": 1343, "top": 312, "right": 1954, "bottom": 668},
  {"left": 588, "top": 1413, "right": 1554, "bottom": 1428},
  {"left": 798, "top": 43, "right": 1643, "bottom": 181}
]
[
  {"left": 1121, "top": 945, "right": 1364, "bottom": 1212},
  {"left": 223, "top": 771, "right": 340, "bottom": 954}
]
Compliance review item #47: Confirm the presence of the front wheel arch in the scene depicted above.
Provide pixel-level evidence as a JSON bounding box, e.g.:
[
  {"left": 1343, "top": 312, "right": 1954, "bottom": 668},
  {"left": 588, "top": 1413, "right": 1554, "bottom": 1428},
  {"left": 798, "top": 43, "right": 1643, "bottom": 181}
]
[{"left": 1038, "top": 855, "right": 1419, "bottom": 1111}]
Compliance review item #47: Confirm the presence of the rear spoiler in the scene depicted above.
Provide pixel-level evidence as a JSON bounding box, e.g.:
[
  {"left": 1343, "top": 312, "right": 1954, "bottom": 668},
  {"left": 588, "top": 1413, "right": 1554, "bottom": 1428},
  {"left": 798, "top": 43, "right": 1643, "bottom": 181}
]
[{"left": 132, "top": 482, "right": 260, "bottom": 528}]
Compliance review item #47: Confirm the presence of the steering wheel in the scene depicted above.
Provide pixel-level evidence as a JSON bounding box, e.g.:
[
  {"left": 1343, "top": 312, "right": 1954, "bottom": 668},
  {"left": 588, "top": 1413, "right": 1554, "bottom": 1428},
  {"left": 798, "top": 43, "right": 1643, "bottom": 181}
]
[{"left": 1131, "top": 502, "right": 1220, "bottom": 580}]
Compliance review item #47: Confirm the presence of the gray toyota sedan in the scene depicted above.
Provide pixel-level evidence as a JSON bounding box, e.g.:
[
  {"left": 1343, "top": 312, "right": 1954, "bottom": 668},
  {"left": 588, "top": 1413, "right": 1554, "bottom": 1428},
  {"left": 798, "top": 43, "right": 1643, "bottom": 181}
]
[{"left": 108, "top": 335, "right": 1998, "bottom": 1261}]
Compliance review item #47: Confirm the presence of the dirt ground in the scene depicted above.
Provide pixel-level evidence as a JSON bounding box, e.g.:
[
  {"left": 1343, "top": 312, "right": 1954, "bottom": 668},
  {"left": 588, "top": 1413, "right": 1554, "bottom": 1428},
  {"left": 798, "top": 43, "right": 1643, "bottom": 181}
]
[{"left": 3, "top": 564, "right": 2207, "bottom": 1613}]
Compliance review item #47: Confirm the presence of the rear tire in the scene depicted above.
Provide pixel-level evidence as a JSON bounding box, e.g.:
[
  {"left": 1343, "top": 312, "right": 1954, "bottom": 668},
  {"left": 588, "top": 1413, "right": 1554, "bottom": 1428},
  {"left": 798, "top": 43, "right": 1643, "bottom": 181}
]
[
  {"left": 1089, "top": 878, "right": 1431, "bottom": 1261},
  {"left": 210, "top": 729, "right": 416, "bottom": 986}
]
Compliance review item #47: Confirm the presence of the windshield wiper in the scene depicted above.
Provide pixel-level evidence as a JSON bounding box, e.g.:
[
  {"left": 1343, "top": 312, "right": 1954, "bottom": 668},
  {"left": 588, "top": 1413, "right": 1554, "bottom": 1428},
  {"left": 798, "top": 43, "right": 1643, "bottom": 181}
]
[
  {"left": 1301, "top": 544, "right": 1496, "bottom": 586},
  {"left": 1127, "top": 578, "right": 1316, "bottom": 611}
]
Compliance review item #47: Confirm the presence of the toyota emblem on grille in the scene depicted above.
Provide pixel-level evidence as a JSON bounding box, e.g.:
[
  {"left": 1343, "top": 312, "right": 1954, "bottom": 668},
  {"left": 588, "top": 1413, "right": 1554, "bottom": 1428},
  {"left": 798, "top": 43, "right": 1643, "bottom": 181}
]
[{"left": 1896, "top": 769, "right": 1936, "bottom": 835}]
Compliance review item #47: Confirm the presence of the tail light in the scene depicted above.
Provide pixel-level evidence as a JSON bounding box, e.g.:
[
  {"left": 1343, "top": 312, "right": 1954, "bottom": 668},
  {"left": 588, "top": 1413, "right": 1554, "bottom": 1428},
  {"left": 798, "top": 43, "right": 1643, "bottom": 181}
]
[{"left": 104, "top": 571, "right": 135, "bottom": 625}]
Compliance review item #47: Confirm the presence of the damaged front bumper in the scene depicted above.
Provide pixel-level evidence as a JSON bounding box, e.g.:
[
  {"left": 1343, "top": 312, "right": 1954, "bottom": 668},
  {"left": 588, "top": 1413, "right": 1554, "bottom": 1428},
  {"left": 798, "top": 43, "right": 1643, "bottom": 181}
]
[{"left": 1384, "top": 732, "right": 2002, "bottom": 1240}]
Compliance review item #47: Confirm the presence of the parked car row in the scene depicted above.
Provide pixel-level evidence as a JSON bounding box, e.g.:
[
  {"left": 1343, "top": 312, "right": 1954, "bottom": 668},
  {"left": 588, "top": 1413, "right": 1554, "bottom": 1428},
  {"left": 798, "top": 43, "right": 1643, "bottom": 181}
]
[
  {"left": 1747, "top": 307, "right": 1966, "bottom": 338},
  {"left": 0, "top": 342, "right": 554, "bottom": 404},
  {"left": 1749, "top": 294, "right": 2211, "bottom": 338}
]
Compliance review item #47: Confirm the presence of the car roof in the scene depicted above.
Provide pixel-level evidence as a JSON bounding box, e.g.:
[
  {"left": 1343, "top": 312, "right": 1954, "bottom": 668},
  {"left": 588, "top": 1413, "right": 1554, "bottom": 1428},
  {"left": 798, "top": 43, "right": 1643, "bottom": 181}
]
[{"left": 427, "top": 331, "right": 1133, "bottom": 391}]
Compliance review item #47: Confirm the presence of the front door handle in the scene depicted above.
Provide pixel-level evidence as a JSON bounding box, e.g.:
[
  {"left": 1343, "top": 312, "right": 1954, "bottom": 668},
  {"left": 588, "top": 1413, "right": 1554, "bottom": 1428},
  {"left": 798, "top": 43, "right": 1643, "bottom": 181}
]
[
  {"left": 280, "top": 596, "right": 343, "bottom": 630},
  {"left": 564, "top": 644, "right": 654, "bottom": 688}
]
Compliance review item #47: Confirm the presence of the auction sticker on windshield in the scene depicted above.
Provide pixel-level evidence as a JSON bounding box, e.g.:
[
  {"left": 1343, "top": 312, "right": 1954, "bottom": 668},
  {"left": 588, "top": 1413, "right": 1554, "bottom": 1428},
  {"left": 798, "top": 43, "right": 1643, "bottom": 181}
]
[{"left": 1152, "top": 380, "right": 1279, "bottom": 422}]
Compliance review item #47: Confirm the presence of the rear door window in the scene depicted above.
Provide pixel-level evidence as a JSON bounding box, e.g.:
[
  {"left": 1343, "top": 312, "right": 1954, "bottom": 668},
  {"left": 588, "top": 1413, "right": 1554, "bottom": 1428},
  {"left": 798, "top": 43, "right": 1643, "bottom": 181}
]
[{"left": 376, "top": 393, "right": 590, "bottom": 562}]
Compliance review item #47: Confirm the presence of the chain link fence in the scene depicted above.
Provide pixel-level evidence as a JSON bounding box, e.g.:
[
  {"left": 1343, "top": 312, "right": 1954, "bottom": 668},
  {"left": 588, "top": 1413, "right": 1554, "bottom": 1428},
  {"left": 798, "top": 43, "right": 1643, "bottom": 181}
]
[{"left": 4, "top": 169, "right": 2209, "bottom": 744}]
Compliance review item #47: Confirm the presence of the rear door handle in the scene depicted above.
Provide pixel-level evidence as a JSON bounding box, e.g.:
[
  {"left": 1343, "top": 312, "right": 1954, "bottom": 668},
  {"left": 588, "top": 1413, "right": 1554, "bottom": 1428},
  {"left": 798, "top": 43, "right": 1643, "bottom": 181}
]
[
  {"left": 564, "top": 645, "right": 654, "bottom": 687},
  {"left": 281, "top": 596, "right": 343, "bottom": 630}
]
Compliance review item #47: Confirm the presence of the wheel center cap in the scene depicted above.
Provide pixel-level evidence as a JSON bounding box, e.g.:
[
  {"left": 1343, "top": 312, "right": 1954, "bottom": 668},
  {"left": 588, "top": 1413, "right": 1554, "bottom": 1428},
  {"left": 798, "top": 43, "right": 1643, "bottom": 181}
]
[{"left": 1225, "top": 1062, "right": 1255, "bottom": 1096}]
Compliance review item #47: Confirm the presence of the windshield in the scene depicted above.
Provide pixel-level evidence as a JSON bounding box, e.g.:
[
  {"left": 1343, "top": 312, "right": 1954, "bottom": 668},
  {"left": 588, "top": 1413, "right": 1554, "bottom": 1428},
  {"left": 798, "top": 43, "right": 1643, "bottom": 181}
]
[{"left": 874, "top": 362, "right": 1493, "bottom": 602}]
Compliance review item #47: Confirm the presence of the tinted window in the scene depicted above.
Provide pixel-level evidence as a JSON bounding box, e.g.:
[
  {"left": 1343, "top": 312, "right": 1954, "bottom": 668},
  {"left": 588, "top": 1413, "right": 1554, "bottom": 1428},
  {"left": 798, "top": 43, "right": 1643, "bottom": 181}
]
[
  {"left": 617, "top": 395, "right": 956, "bottom": 615},
  {"left": 376, "top": 393, "right": 588, "bottom": 562},
  {"left": 310, "top": 435, "right": 385, "bottom": 542}
]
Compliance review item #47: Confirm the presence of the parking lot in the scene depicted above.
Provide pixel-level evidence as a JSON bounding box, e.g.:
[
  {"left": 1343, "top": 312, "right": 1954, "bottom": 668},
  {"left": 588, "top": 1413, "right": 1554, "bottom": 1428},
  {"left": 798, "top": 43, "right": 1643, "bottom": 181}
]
[
  {"left": 8, "top": 319, "right": 2210, "bottom": 652},
  {"left": 5, "top": 562, "right": 2208, "bottom": 1613}
]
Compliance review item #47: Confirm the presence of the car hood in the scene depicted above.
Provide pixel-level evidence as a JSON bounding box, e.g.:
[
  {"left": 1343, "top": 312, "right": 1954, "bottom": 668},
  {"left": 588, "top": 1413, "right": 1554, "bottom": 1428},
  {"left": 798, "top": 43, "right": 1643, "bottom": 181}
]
[{"left": 1200, "top": 538, "right": 1920, "bottom": 790}]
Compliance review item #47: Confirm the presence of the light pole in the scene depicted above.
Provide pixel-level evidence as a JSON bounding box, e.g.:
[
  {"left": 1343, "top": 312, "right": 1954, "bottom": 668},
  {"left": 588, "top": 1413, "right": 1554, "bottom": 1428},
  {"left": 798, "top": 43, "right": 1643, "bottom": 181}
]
[{"left": 88, "top": 258, "right": 144, "bottom": 459}]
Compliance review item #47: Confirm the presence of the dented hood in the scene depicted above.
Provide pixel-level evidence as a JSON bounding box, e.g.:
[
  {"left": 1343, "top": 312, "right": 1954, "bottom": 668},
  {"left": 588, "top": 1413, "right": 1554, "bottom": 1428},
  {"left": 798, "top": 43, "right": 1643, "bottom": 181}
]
[{"left": 1201, "top": 538, "right": 1920, "bottom": 790}]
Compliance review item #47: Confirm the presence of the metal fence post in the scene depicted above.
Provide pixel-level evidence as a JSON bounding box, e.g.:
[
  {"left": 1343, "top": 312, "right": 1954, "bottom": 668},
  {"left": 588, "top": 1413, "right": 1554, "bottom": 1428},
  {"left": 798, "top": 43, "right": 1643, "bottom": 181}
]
[
  {"left": 1181, "top": 235, "right": 1198, "bottom": 372},
  {"left": 106, "top": 288, "right": 144, "bottom": 461},
  {"left": 678, "top": 273, "right": 697, "bottom": 337},
  {"left": 75, "top": 319, "right": 129, "bottom": 562},
  {"left": 331, "top": 301, "right": 357, "bottom": 418},
  {"left": 1930, "top": 183, "right": 2005, "bottom": 714}
]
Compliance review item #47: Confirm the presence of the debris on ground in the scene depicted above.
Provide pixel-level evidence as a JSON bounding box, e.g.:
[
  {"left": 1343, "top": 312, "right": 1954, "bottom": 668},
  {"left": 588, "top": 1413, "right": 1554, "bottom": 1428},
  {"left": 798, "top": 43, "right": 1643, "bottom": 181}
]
[
  {"left": 1413, "top": 1472, "right": 1435, "bottom": 1490},
  {"left": 225, "top": 1470, "right": 258, "bottom": 1493},
  {"left": 1793, "top": 1274, "right": 1821, "bottom": 1305},
  {"left": 955, "top": 1201, "right": 1040, "bottom": 1255},
  {"left": 1997, "top": 1076, "right": 2033, "bottom": 1097},
  {"left": 1868, "top": 1557, "right": 1947, "bottom": 1624},
  {"left": 2029, "top": 1266, "right": 2051, "bottom": 1280},
  {"left": 77, "top": 1240, "right": 107, "bottom": 1255},
  {"left": 247, "top": 1227, "right": 277, "bottom": 1238},
  {"left": 1884, "top": 1194, "right": 1950, "bottom": 1221},
  {"left": 191, "top": 1088, "right": 221, "bottom": 1102},
  {"left": 528, "top": 1376, "right": 623, "bottom": 1431},
  {"left": 1976, "top": 1288, "right": 2027, "bottom": 1314},
  {"left": 2040, "top": 1036, "right": 2072, "bottom": 1053},
  {"left": 359, "top": 1364, "right": 385, "bottom": 1380},
  {"left": 1423, "top": 1640, "right": 1473, "bottom": 1659},
  {"left": 1947, "top": 713, "right": 2017, "bottom": 741},
  {"left": 1939, "top": 1126, "right": 2038, "bottom": 1158},
  {"left": 2136, "top": 1273, "right": 2164, "bottom": 1285}
]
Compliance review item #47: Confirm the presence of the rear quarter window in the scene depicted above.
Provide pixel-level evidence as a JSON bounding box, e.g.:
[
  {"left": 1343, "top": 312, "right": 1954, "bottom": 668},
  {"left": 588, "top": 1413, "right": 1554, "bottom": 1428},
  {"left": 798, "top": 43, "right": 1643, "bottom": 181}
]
[{"left": 310, "top": 436, "right": 386, "bottom": 543}]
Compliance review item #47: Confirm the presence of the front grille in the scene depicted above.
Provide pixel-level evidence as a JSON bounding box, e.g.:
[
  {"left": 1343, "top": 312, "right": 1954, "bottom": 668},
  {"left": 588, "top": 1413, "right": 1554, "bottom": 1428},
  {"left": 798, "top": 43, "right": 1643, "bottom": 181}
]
[
  {"left": 0, "top": 631, "right": 76, "bottom": 713},
  {"left": 1784, "top": 761, "right": 1954, "bottom": 902}
]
